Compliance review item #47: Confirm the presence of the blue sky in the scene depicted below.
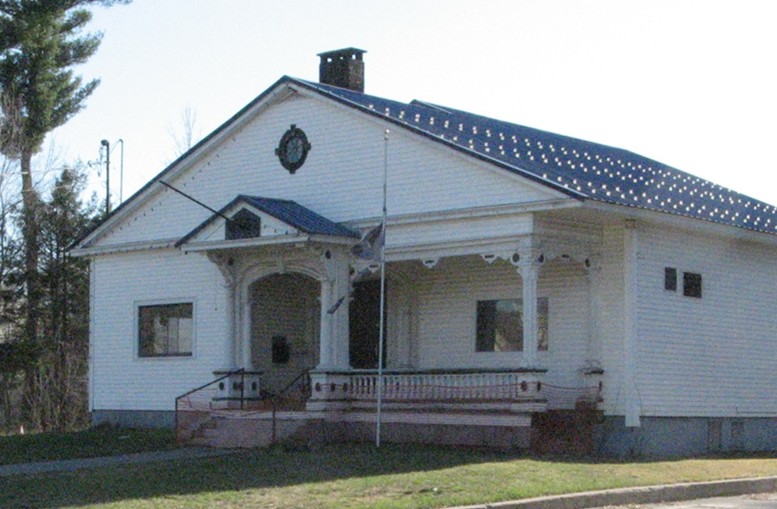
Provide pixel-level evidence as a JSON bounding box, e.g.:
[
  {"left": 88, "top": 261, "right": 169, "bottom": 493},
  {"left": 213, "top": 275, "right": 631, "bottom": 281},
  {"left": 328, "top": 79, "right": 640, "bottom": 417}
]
[{"left": 43, "top": 0, "right": 777, "bottom": 207}]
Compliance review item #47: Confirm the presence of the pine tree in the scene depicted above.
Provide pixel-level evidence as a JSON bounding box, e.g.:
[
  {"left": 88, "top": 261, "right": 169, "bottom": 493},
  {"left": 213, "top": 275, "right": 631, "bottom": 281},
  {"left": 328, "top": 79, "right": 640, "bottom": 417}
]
[{"left": 0, "top": 0, "right": 111, "bottom": 347}]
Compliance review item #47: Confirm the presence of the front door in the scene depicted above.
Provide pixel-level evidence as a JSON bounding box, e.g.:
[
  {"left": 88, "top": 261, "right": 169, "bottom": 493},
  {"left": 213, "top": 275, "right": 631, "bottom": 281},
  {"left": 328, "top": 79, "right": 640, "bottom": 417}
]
[{"left": 349, "top": 279, "right": 386, "bottom": 369}]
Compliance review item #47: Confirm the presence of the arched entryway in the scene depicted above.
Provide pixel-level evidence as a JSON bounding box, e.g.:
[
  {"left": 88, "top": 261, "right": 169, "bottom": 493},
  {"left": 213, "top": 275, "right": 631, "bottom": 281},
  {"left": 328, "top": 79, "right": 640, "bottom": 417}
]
[{"left": 249, "top": 273, "right": 320, "bottom": 394}]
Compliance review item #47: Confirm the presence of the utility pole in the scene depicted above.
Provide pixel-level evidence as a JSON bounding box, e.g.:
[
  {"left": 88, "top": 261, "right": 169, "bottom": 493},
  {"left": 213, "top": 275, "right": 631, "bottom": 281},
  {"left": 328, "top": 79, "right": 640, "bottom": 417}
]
[{"left": 101, "top": 139, "right": 110, "bottom": 215}]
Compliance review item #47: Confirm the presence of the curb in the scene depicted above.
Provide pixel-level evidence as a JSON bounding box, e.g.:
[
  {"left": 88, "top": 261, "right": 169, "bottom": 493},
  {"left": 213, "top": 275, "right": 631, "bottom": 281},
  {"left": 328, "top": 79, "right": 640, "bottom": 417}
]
[{"left": 447, "top": 476, "right": 777, "bottom": 509}]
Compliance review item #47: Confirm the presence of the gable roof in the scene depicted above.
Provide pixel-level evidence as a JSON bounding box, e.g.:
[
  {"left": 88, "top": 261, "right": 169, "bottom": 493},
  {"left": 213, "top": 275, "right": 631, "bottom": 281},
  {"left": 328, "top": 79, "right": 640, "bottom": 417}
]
[
  {"left": 175, "top": 195, "right": 359, "bottom": 248},
  {"left": 73, "top": 75, "right": 777, "bottom": 251},
  {"left": 291, "top": 78, "right": 777, "bottom": 235}
]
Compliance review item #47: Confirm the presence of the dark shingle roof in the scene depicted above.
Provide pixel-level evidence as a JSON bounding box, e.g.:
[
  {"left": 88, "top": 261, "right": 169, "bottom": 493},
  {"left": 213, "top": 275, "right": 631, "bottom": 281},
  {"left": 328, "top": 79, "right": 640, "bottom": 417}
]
[
  {"left": 239, "top": 196, "right": 359, "bottom": 238},
  {"left": 293, "top": 78, "right": 777, "bottom": 235}
]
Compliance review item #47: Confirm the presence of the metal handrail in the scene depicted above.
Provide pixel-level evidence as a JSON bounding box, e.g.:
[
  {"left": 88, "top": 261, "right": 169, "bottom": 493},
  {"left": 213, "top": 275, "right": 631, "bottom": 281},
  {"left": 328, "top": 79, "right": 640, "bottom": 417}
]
[
  {"left": 265, "top": 369, "right": 311, "bottom": 444},
  {"left": 174, "top": 369, "right": 245, "bottom": 444}
]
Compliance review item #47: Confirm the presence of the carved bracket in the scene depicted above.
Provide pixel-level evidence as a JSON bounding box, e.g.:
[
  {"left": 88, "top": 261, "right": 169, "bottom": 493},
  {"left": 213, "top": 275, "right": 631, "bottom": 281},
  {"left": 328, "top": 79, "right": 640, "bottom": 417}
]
[
  {"left": 421, "top": 258, "right": 439, "bottom": 269},
  {"left": 206, "top": 252, "right": 237, "bottom": 287},
  {"left": 480, "top": 251, "right": 516, "bottom": 265}
]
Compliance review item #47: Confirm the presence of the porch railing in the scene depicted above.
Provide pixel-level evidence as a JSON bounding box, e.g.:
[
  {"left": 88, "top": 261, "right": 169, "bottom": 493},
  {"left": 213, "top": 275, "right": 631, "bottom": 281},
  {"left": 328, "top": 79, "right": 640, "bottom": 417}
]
[
  {"left": 309, "top": 368, "right": 549, "bottom": 408},
  {"left": 350, "top": 371, "right": 542, "bottom": 401}
]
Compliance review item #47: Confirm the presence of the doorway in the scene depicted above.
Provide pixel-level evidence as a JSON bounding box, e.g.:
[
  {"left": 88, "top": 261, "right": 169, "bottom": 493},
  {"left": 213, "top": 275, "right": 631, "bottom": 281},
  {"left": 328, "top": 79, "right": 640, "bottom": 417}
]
[
  {"left": 349, "top": 279, "right": 386, "bottom": 369},
  {"left": 250, "top": 273, "right": 319, "bottom": 393}
]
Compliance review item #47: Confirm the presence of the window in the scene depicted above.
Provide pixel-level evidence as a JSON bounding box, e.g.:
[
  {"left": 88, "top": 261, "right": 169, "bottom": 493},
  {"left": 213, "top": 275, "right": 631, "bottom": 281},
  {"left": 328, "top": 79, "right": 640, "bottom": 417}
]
[
  {"left": 664, "top": 267, "right": 677, "bottom": 291},
  {"left": 138, "top": 303, "right": 193, "bottom": 357},
  {"left": 683, "top": 272, "right": 702, "bottom": 298},
  {"left": 476, "top": 298, "right": 549, "bottom": 352},
  {"left": 226, "top": 209, "right": 262, "bottom": 240}
]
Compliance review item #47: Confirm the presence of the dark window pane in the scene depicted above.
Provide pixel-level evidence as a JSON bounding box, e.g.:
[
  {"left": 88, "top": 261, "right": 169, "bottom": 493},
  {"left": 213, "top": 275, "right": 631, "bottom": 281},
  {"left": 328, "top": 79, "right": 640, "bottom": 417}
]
[
  {"left": 226, "top": 209, "right": 262, "bottom": 240},
  {"left": 537, "top": 297, "right": 549, "bottom": 351},
  {"left": 665, "top": 267, "right": 677, "bottom": 291},
  {"left": 683, "top": 272, "right": 702, "bottom": 298},
  {"left": 476, "top": 300, "right": 498, "bottom": 352},
  {"left": 138, "top": 303, "right": 193, "bottom": 357},
  {"left": 492, "top": 300, "right": 522, "bottom": 351},
  {"left": 476, "top": 298, "right": 549, "bottom": 352}
]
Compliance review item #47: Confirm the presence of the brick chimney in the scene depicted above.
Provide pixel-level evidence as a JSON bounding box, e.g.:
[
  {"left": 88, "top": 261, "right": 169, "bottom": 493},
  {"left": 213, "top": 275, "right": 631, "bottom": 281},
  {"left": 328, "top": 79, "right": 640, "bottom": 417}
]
[{"left": 317, "top": 48, "right": 366, "bottom": 92}]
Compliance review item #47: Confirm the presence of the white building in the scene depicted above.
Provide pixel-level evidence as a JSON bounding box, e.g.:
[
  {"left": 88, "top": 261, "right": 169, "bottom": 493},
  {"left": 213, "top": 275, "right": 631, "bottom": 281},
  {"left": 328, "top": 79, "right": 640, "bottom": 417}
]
[{"left": 71, "top": 49, "right": 777, "bottom": 456}]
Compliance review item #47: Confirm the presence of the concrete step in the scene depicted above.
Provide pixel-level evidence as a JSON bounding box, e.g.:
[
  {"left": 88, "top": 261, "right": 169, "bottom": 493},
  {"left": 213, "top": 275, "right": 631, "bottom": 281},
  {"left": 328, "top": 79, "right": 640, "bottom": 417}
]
[{"left": 193, "top": 414, "right": 312, "bottom": 448}]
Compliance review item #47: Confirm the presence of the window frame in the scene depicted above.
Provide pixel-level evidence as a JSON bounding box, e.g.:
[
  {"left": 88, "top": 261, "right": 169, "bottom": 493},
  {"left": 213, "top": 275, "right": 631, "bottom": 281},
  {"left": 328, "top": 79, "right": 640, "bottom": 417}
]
[
  {"left": 135, "top": 300, "right": 196, "bottom": 359},
  {"left": 474, "top": 297, "right": 549, "bottom": 353}
]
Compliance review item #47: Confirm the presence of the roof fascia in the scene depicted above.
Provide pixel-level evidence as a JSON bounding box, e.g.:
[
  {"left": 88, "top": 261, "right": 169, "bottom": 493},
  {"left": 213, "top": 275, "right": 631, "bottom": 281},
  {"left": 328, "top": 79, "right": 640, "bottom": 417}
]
[
  {"left": 584, "top": 200, "right": 777, "bottom": 247},
  {"left": 71, "top": 76, "right": 301, "bottom": 252},
  {"left": 181, "top": 233, "right": 356, "bottom": 254}
]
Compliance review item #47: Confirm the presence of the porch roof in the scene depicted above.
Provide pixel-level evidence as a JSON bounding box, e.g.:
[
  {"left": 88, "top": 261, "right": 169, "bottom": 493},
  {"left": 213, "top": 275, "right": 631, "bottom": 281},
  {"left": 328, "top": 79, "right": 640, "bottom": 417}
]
[{"left": 176, "top": 195, "right": 359, "bottom": 248}]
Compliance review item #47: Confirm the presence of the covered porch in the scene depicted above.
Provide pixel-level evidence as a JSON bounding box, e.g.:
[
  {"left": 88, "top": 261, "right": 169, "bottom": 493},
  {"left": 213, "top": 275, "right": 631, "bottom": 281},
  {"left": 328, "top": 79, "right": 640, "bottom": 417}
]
[
  {"left": 176, "top": 199, "right": 605, "bottom": 447},
  {"left": 176, "top": 248, "right": 603, "bottom": 447}
]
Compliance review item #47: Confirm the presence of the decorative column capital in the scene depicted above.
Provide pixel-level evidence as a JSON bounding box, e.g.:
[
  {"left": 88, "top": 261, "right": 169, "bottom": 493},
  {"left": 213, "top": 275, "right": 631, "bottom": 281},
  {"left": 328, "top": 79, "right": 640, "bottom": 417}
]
[
  {"left": 512, "top": 248, "right": 545, "bottom": 276},
  {"left": 318, "top": 247, "right": 349, "bottom": 283}
]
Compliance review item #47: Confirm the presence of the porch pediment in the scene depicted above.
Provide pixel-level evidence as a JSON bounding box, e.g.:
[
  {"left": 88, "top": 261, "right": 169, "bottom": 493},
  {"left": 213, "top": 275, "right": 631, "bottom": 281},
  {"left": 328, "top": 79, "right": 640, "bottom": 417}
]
[{"left": 175, "top": 195, "right": 359, "bottom": 251}]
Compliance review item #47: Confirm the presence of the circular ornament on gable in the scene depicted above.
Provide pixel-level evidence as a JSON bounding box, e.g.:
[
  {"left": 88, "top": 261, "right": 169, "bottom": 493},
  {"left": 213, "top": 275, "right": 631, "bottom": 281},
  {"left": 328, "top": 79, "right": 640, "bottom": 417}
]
[{"left": 275, "top": 124, "right": 311, "bottom": 174}]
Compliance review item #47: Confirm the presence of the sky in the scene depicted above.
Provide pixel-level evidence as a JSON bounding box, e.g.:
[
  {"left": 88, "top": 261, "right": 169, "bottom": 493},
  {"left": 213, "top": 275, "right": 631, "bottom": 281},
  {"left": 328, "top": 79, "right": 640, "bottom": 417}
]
[{"left": 39, "top": 0, "right": 777, "bottom": 208}]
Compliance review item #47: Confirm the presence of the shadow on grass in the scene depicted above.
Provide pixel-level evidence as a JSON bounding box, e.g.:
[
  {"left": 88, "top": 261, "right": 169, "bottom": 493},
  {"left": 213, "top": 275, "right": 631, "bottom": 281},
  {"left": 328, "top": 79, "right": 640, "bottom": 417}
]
[
  {"left": 0, "top": 442, "right": 530, "bottom": 508},
  {"left": 0, "top": 427, "right": 177, "bottom": 466},
  {"left": 2, "top": 442, "right": 776, "bottom": 509}
]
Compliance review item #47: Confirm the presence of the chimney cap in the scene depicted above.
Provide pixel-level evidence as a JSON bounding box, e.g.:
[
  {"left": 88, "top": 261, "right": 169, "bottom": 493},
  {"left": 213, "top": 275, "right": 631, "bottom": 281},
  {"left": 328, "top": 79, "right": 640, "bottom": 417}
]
[{"left": 317, "top": 47, "right": 367, "bottom": 61}]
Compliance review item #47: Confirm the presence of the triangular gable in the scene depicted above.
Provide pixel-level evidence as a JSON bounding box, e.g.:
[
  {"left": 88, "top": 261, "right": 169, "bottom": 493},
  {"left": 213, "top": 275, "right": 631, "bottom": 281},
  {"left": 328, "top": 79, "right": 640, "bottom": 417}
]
[
  {"left": 72, "top": 76, "right": 574, "bottom": 251},
  {"left": 176, "top": 195, "right": 358, "bottom": 248}
]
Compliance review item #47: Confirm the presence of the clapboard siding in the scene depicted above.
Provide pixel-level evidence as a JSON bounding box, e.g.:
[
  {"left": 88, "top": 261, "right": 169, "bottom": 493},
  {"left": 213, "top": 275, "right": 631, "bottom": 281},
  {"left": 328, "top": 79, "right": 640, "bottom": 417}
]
[
  {"left": 94, "top": 94, "right": 562, "bottom": 248},
  {"left": 388, "top": 214, "right": 534, "bottom": 250},
  {"left": 634, "top": 222, "right": 777, "bottom": 417},
  {"left": 596, "top": 224, "right": 627, "bottom": 416},
  {"left": 413, "top": 255, "right": 590, "bottom": 393},
  {"left": 90, "top": 250, "right": 229, "bottom": 411}
]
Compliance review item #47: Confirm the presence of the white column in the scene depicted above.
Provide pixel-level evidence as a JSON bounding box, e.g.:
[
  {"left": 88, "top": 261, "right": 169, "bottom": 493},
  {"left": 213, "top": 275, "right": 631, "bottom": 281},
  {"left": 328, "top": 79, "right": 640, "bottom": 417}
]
[
  {"left": 518, "top": 258, "right": 541, "bottom": 368},
  {"left": 316, "top": 248, "right": 351, "bottom": 371},
  {"left": 207, "top": 252, "right": 239, "bottom": 370},
  {"left": 585, "top": 256, "right": 603, "bottom": 370},
  {"left": 239, "top": 281, "right": 251, "bottom": 370},
  {"left": 623, "top": 219, "right": 641, "bottom": 427},
  {"left": 317, "top": 278, "right": 334, "bottom": 369},
  {"left": 226, "top": 276, "right": 238, "bottom": 369},
  {"left": 331, "top": 252, "right": 351, "bottom": 369}
]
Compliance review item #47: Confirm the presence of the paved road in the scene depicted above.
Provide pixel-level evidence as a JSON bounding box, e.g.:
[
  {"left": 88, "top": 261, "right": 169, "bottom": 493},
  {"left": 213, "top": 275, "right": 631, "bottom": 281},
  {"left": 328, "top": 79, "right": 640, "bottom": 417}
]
[{"left": 601, "top": 492, "right": 777, "bottom": 508}]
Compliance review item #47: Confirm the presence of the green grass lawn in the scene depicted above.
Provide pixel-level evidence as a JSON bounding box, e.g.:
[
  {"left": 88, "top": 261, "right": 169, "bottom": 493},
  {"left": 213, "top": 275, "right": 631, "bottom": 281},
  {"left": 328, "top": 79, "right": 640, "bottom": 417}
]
[
  {"left": 1, "top": 439, "right": 777, "bottom": 509},
  {"left": 0, "top": 426, "right": 176, "bottom": 465}
]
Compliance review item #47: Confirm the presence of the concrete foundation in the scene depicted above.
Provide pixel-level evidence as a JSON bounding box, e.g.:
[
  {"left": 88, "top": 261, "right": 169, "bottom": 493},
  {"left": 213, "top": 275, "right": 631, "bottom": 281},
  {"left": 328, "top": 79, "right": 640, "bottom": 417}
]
[
  {"left": 312, "top": 420, "right": 531, "bottom": 449},
  {"left": 93, "top": 408, "right": 777, "bottom": 458},
  {"left": 594, "top": 416, "right": 777, "bottom": 457},
  {"left": 92, "top": 409, "right": 174, "bottom": 428}
]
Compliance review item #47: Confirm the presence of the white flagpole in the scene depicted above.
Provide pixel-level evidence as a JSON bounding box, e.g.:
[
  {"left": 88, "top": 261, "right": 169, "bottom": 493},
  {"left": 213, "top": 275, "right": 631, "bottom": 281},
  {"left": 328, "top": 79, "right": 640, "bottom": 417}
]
[{"left": 376, "top": 129, "right": 389, "bottom": 447}]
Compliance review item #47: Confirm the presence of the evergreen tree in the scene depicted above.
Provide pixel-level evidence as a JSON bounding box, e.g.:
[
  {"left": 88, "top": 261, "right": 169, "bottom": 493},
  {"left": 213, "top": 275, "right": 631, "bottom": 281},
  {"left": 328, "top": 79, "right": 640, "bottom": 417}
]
[
  {"left": 0, "top": 0, "right": 115, "bottom": 347},
  {"left": 29, "top": 165, "right": 96, "bottom": 430}
]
